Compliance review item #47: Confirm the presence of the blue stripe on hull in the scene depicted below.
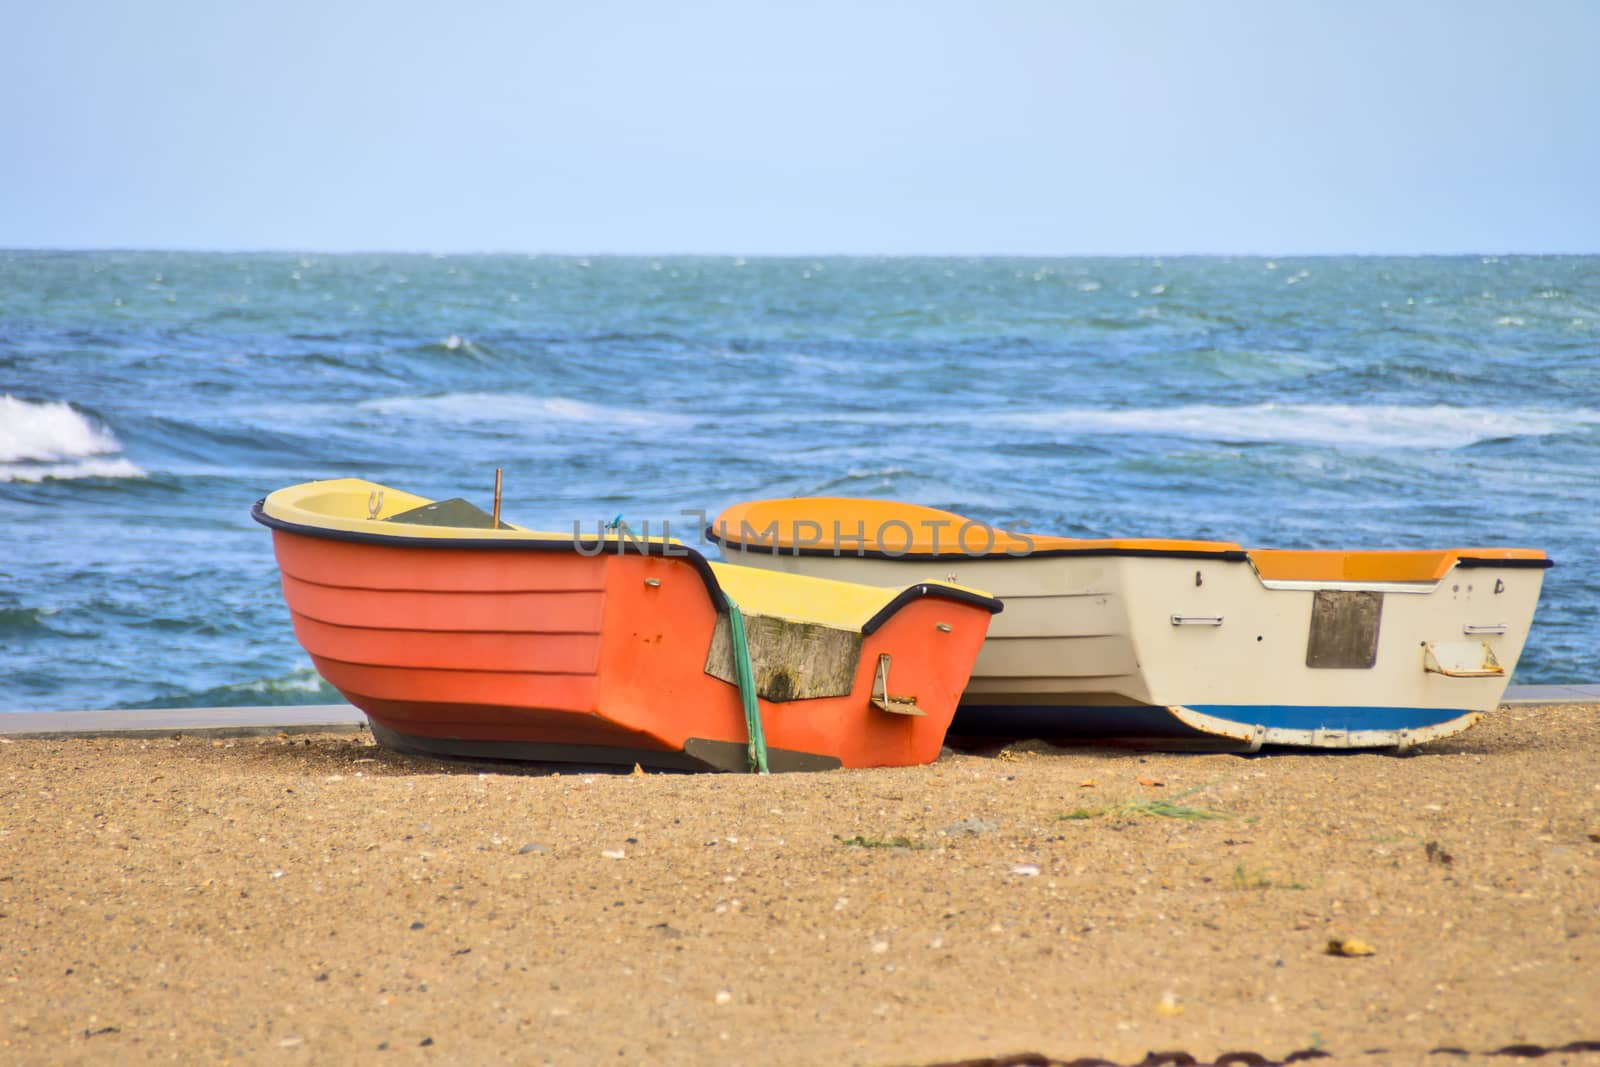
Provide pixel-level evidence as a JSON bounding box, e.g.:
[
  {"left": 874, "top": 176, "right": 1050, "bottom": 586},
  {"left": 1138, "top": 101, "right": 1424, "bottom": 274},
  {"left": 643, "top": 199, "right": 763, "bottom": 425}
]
[{"left": 1185, "top": 704, "right": 1474, "bottom": 732}]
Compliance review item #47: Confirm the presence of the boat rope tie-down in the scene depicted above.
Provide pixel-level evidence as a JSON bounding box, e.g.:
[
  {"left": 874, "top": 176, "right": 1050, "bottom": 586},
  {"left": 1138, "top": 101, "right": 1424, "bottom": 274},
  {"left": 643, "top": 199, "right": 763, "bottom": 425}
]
[{"left": 720, "top": 594, "right": 770, "bottom": 774}]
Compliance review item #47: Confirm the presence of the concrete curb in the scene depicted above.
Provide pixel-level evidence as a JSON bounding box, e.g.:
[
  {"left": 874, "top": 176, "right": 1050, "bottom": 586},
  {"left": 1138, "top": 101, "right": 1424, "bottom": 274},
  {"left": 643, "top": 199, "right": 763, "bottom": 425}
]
[
  {"left": 0, "top": 704, "right": 368, "bottom": 740},
  {"left": 1, "top": 687, "right": 1594, "bottom": 740},
  {"left": 1498, "top": 684, "right": 1600, "bottom": 705}
]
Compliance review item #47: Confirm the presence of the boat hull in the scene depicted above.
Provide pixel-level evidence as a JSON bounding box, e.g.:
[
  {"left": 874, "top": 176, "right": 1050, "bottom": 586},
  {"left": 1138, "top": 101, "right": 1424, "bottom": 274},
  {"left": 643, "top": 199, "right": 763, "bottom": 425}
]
[
  {"left": 258, "top": 494, "right": 998, "bottom": 771},
  {"left": 715, "top": 541, "right": 1547, "bottom": 750}
]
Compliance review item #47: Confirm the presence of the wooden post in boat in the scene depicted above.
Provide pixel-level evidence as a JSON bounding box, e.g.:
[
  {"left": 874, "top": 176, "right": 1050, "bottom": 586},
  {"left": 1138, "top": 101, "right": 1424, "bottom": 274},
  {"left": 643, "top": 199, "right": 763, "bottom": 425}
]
[{"left": 492, "top": 468, "right": 503, "bottom": 529}]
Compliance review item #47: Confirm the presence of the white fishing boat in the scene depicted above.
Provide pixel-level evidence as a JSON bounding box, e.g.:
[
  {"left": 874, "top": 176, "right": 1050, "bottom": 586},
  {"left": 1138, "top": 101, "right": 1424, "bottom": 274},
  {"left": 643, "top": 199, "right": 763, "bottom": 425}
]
[{"left": 708, "top": 497, "right": 1551, "bottom": 750}]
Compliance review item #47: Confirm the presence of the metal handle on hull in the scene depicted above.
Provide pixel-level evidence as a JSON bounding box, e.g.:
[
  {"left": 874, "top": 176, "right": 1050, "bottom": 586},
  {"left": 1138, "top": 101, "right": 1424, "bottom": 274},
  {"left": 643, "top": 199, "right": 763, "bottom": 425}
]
[
  {"left": 870, "top": 654, "right": 923, "bottom": 716},
  {"left": 1423, "top": 641, "right": 1506, "bottom": 678}
]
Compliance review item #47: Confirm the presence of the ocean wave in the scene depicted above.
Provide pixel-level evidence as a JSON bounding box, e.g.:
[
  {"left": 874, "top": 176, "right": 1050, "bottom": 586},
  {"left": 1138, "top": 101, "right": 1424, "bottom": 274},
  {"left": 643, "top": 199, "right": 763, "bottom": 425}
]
[
  {"left": 0, "top": 458, "right": 147, "bottom": 483},
  {"left": 118, "top": 665, "right": 341, "bottom": 709},
  {"left": 808, "top": 466, "right": 919, "bottom": 494},
  {"left": 0, "top": 606, "right": 48, "bottom": 634},
  {"left": 0, "top": 395, "right": 146, "bottom": 481},
  {"left": 0, "top": 394, "right": 119, "bottom": 462},
  {"left": 999, "top": 404, "right": 1600, "bottom": 450},
  {"left": 427, "top": 333, "right": 497, "bottom": 359},
  {"left": 360, "top": 392, "right": 693, "bottom": 429}
]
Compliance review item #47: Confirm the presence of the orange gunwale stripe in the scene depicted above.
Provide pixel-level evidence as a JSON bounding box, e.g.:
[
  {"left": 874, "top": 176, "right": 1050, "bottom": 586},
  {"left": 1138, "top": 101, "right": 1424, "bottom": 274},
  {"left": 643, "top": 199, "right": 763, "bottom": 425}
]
[
  {"left": 709, "top": 496, "right": 1241, "bottom": 557},
  {"left": 1248, "top": 547, "right": 1549, "bottom": 582},
  {"left": 709, "top": 497, "right": 1549, "bottom": 580}
]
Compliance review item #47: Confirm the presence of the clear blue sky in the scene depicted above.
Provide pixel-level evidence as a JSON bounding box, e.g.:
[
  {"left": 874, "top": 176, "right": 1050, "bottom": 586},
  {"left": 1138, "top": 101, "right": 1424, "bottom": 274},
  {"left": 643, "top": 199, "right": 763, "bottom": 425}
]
[{"left": 3, "top": 1, "right": 1596, "bottom": 255}]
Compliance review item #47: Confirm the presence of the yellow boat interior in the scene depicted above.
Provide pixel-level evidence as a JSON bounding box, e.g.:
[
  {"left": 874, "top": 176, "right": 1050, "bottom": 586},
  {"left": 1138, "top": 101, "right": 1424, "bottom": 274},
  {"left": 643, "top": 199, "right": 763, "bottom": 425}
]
[{"left": 255, "top": 479, "right": 1003, "bottom": 632}]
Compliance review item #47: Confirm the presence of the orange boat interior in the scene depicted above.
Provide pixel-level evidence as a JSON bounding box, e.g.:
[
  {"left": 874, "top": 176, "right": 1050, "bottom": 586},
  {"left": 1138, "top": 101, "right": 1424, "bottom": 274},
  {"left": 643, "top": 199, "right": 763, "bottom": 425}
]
[{"left": 709, "top": 497, "right": 1549, "bottom": 582}]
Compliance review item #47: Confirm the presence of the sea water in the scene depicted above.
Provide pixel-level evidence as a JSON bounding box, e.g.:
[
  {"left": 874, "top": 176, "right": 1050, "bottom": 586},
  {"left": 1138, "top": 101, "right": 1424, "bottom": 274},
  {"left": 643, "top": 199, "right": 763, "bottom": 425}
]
[{"left": 1, "top": 252, "right": 1594, "bottom": 711}]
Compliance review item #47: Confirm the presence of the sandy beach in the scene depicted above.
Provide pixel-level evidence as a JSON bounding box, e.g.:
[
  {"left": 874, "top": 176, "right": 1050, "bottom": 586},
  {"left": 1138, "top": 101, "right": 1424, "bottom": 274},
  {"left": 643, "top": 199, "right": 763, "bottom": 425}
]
[{"left": 3, "top": 703, "right": 1598, "bottom": 1065}]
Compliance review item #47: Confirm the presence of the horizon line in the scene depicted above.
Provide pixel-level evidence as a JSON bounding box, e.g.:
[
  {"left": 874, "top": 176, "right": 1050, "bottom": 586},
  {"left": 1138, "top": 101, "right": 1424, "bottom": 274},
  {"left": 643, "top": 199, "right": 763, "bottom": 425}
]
[{"left": 3, "top": 244, "right": 1598, "bottom": 259}]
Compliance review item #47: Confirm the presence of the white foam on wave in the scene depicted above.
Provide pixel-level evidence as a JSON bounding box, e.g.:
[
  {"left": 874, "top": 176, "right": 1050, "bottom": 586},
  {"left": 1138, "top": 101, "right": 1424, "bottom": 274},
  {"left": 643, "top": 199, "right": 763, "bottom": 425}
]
[
  {"left": 361, "top": 392, "right": 692, "bottom": 429},
  {"left": 1000, "top": 403, "right": 1600, "bottom": 450},
  {"left": 229, "top": 664, "right": 331, "bottom": 696},
  {"left": 0, "top": 458, "right": 148, "bottom": 483},
  {"left": 0, "top": 395, "right": 146, "bottom": 481},
  {"left": 809, "top": 466, "right": 917, "bottom": 492},
  {"left": 0, "top": 394, "right": 119, "bottom": 462}
]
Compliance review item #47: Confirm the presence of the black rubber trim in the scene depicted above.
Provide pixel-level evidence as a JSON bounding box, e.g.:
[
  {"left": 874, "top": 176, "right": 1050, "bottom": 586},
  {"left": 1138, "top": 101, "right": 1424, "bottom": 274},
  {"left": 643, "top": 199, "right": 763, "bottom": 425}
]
[
  {"left": 254, "top": 499, "right": 731, "bottom": 612},
  {"left": 860, "top": 583, "right": 1003, "bottom": 635},
  {"left": 253, "top": 500, "right": 1001, "bottom": 633},
  {"left": 709, "top": 526, "right": 1249, "bottom": 563},
  {"left": 709, "top": 526, "right": 1554, "bottom": 571}
]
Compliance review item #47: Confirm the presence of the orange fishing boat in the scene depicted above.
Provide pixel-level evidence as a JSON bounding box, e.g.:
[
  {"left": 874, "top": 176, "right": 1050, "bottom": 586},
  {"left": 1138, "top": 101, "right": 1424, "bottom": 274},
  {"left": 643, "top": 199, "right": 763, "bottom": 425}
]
[{"left": 252, "top": 479, "right": 1002, "bottom": 771}]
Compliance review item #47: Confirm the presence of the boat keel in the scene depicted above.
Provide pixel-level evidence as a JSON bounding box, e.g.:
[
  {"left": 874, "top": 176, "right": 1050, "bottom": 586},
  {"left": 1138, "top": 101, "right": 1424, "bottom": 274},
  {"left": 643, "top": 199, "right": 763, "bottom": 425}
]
[{"left": 368, "top": 721, "right": 843, "bottom": 773}]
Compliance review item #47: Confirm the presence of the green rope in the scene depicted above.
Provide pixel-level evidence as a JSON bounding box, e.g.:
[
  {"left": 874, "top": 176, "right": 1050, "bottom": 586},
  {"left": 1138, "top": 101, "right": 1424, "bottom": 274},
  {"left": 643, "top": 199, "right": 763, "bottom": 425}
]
[{"left": 721, "top": 594, "right": 769, "bottom": 774}]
